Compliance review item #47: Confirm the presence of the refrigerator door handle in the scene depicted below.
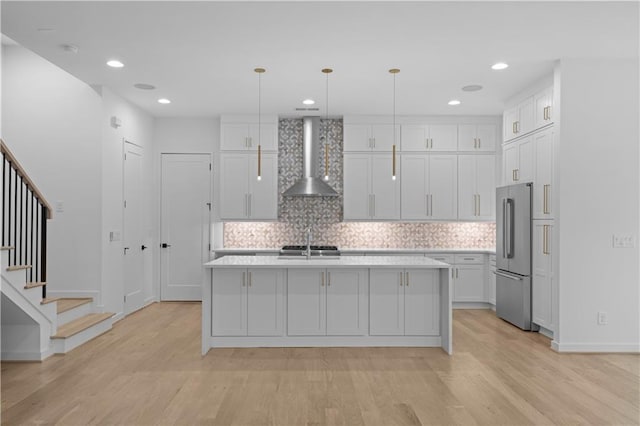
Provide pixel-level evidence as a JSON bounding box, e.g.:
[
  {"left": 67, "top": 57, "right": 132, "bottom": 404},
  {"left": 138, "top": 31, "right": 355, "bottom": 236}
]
[
  {"left": 493, "top": 270, "right": 523, "bottom": 281},
  {"left": 502, "top": 199, "right": 508, "bottom": 258},
  {"left": 506, "top": 198, "right": 514, "bottom": 258}
]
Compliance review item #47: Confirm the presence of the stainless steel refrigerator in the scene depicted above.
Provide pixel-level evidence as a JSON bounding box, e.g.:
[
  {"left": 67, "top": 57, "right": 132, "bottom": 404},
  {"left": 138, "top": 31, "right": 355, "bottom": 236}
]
[{"left": 495, "top": 183, "right": 535, "bottom": 331}]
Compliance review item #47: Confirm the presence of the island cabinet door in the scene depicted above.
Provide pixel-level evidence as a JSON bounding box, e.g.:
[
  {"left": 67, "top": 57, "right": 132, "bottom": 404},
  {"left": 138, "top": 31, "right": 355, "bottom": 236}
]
[
  {"left": 326, "top": 269, "right": 367, "bottom": 336},
  {"left": 404, "top": 270, "right": 440, "bottom": 336},
  {"left": 369, "top": 269, "right": 404, "bottom": 335},
  {"left": 212, "top": 269, "right": 247, "bottom": 336},
  {"left": 287, "top": 269, "right": 326, "bottom": 336},
  {"left": 247, "top": 269, "right": 284, "bottom": 336}
]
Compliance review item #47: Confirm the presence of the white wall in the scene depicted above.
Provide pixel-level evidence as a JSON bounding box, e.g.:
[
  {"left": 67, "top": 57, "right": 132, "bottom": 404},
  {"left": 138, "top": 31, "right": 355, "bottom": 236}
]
[
  {"left": 2, "top": 45, "right": 103, "bottom": 299},
  {"left": 100, "top": 88, "right": 155, "bottom": 317},
  {"left": 555, "top": 58, "right": 640, "bottom": 352}
]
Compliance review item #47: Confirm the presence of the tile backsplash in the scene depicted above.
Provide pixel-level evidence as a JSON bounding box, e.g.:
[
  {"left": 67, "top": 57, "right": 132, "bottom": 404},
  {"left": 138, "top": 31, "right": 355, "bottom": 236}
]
[{"left": 223, "top": 118, "right": 496, "bottom": 249}]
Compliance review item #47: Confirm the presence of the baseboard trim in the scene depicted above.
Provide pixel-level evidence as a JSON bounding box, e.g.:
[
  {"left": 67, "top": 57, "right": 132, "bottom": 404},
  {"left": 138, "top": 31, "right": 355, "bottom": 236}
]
[
  {"left": 453, "top": 302, "right": 492, "bottom": 310},
  {"left": 111, "top": 312, "right": 125, "bottom": 323},
  {"left": 2, "top": 350, "right": 49, "bottom": 361},
  {"left": 552, "top": 341, "right": 640, "bottom": 353},
  {"left": 537, "top": 326, "right": 554, "bottom": 339}
]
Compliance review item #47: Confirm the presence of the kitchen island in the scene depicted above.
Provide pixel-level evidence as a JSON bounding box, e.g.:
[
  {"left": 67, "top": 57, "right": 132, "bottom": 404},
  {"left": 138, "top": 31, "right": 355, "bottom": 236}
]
[{"left": 202, "top": 256, "right": 452, "bottom": 355}]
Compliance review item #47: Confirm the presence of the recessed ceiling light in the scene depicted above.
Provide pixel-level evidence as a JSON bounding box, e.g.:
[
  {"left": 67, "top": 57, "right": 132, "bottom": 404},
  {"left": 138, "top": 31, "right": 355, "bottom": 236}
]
[
  {"left": 491, "top": 62, "right": 509, "bottom": 70},
  {"left": 106, "top": 60, "right": 124, "bottom": 68},
  {"left": 448, "top": 99, "right": 461, "bottom": 106},
  {"left": 134, "top": 83, "right": 156, "bottom": 90},
  {"left": 462, "top": 84, "right": 483, "bottom": 92},
  {"left": 61, "top": 44, "right": 79, "bottom": 54},
  {"left": 302, "top": 99, "right": 315, "bottom": 105},
  {"left": 157, "top": 98, "right": 171, "bottom": 104}
]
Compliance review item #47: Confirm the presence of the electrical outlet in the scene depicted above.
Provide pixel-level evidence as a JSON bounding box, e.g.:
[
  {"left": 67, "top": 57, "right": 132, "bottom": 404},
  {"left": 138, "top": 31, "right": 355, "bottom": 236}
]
[
  {"left": 55, "top": 200, "right": 64, "bottom": 213},
  {"left": 597, "top": 311, "right": 608, "bottom": 325},
  {"left": 613, "top": 234, "right": 636, "bottom": 248}
]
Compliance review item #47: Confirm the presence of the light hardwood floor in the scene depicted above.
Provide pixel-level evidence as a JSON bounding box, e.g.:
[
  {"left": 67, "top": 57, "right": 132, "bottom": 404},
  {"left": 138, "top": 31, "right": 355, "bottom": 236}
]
[{"left": 2, "top": 303, "right": 638, "bottom": 425}]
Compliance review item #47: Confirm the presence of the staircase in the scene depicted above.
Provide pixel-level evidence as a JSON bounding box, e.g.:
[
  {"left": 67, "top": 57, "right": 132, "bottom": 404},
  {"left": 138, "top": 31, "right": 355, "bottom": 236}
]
[{"left": 1, "top": 140, "right": 114, "bottom": 361}]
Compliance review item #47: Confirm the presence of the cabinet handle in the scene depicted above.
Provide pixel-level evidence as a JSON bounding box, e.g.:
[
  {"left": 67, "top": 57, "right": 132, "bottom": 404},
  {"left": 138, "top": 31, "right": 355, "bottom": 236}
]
[
  {"left": 512, "top": 170, "right": 516, "bottom": 182},
  {"left": 327, "top": 272, "right": 331, "bottom": 286},
  {"left": 248, "top": 271, "right": 252, "bottom": 287},
  {"left": 451, "top": 268, "right": 454, "bottom": 279},
  {"left": 478, "top": 138, "right": 481, "bottom": 148},
  {"left": 456, "top": 268, "right": 459, "bottom": 278},
  {"left": 248, "top": 194, "right": 252, "bottom": 217},
  {"left": 242, "top": 271, "right": 246, "bottom": 287},
  {"left": 430, "top": 194, "right": 433, "bottom": 217},
  {"left": 543, "top": 184, "right": 550, "bottom": 214},
  {"left": 405, "top": 272, "right": 409, "bottom": 287},
  {"left": 372, "top": 194, "right": 376, "bottom": 217},
  {"left": 477, "top": 194, "right": 481, "bottom": 216},
  {"left": 399, "top": 272, "right": 403, "bottom": 286},
  {"left": 244, "top": 194, "right": 248, "bottom": 216},
  {"left": 425, "top": 194, "right": 429, "bottom": 216},
  {"left": 321, "top": 271, "right": 325, "bottom": 287},
  {"left": 392, "top": 144, "right": 396, "bottom": 179},
  {"left": 512, "top": 122, "right": 517, "bottom": 134},
  {"left": 372, "top": 137, "right": 376, "bottom": 149},
  {"left": 473, "top": 138, "right": 476, "bottom": 149},
  {"left": 543, "top": 225, "right": 551, "bottom": 255},
  {"left": 430, "top": 138, "right": 434, "bottom": 149}
]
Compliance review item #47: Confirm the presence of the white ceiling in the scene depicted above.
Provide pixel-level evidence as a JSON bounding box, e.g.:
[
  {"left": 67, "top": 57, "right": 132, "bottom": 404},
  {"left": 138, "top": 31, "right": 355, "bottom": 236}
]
[{"left": 2, "top": 1, "right": 638, "bottom": 117}]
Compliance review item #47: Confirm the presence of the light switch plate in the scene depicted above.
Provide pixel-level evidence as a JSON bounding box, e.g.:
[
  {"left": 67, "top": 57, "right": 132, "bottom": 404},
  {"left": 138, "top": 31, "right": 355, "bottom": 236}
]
[
  {"left": 55, "top": 201, "right": 64, "bottom": 213},
  {"left": 612, "top": 234, "right": 636, "bottom": 248}
]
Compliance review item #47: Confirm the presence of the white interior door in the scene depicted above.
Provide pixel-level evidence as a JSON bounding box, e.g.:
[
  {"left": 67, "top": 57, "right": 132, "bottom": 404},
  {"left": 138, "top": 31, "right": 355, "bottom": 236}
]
[
  {"left": 160, "top": 153, "right": 211, "bottom": 301},
  {"left": 123, "top": 142, "right": 144, "bottom": 315}
]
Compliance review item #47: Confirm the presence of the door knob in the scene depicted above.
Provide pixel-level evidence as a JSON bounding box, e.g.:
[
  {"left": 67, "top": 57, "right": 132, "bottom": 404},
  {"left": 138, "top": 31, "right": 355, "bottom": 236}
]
[
  {"left": 124, "top": 247, "right": 130, "bottom": 254},
  {"left": 141, "top": 245, "right": 148, "bottom": 250},
  {"left": 161, "top": 243, "right": 172, "bottom": 248}
]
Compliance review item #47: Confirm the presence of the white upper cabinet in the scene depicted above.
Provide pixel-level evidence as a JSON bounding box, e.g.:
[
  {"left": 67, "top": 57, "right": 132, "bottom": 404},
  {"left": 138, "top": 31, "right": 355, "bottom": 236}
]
[
  {"left": 458, "top": 124, "right": 497, "bottom": 152},
  {"left": 534, "top": 86, "right": 554, "bottom": 129},
  {"left": 344, "top": 123, "right": 400, "bottom": 152},
  {"left": 401, "top": 124, "right": 457, "bottom": 152},
  {"left": 503, "top": 97, "right": 534, "bottom": 142},
  {"left": 458, "top": 155, "right": 495, "bottom": 220},
  {"left": 344, "top": 153, "right": 400, "bottom": 220},
  {"left": 401, "top": 154, "right": 457, "bottom": 220},
  {"left": 220, "top": 152, "right": 278, "bottom": 220},
  {"left": 533, "top": 127, "right": 555, "bottom": 219},
  {"left": 503, "top": 136, "right": 534, "bottom": 185},
  {"left": 221, "top": 116, "right": 278, "bottom": 151}
]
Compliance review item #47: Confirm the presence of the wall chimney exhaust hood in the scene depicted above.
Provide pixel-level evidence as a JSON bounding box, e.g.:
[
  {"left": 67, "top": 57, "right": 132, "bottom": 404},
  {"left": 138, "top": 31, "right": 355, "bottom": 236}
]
[{"left": 283, "top": 117, "right": 338, "bottom": 197}]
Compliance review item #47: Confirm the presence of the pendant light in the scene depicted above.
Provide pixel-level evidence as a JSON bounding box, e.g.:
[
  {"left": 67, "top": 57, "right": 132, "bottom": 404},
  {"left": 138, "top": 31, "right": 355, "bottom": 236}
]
[
  {"left": 255, "top": 67, "right": 265, "bottom": 181},
  {"left": 389, "top": 68, "right": 400, "bottom": 180},
  {"left": 322, "top": 68, "right": 333, "bottom": 181}
]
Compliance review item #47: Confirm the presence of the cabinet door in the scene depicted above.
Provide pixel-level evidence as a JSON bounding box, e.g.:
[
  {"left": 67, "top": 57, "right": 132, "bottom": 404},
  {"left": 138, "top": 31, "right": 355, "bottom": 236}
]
[
  {"left": 533, "top": 129, "right": 554, "bottom": 219},
  {"left": 534, "top": 87, "right": 553, "bottom": 129},
  {"left": 249, "top": 123, "right": 278, "bottom": 152},
  {"left": 457, "top": 125, "right": 477, "bottom": 151},
  {"left": 287, "top": 269, "right": 326, "bottom": 336},
  {"left": 212, "top": 269, "right": 247, "bottom": 336},
  {"left": 518, "top": 97, "right": 535, "bottom": 136},
  {"left": 453, "top": 266, "right": 485, "bottom": 302},
  {"left": 219, "top": 154, "right": 249, "bottom": 219},
  {"left": 401, "top": 125, "right": 428, "bottom": 151},
  {"left": 343, "top": 124, "right": 372, "bottom": 151},
  {"left": 247, "top": 269, "right": 283, "bottom": 336},
  {"left": 401, "top": 155, "right": 429, "bottom": 219},
  {"left": 343, "top": 154, "right": 371, "bottom": 219},
  {"left": 488, "top": 266, "right": 497, "bottom": 305},
  {"left": 476, "top": 124, "right": 497, "bottom": 152},
  {"left": 457, "top": 155, "right": 477, "bottom": 220},
  {"left": 221, "top": 123, "right": 250, "bottom": 151},
  {"left": 503, "top": 107, "right": 519, "bottom": 142},
  {"left": 249, "top": 153, "right": 278, "bottom": 220},
  {"left": 371, "top": 124, "right": 398, "bottom": 151},
  {"left": 428, "top": 155, "right": 457, "bottom": 220},
  {"left": 517, "top": 136, "right": 535, "bottom": 183},
  {"left": 369, "top": 269, "right": 404, "bottom": 335},
  {"left": 503, "top": 143, "right": 519, "bottom": 184},
  {"left": 476, "top": 155, "right": 496, "bottom": 220},
  {"left": 404, "top": 270, "right": 440, "bottom": 336},
  {"left": 428, "top": 125, "right": 458, "bottom": 151},
  {"left": 532, "top": 222, "right": 553, "bottom": 330},
  {"left": 326, "top": 269, "right": 367, "bottom": 335},
  {"left": 371, "top": 154, "right": 400, "bottom": 219}
]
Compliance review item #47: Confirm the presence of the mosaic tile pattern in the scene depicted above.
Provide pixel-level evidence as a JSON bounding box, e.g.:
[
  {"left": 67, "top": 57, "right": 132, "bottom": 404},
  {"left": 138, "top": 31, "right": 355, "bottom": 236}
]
[{"left": 224, "top": 118, "right": 496, "bottom": 249}]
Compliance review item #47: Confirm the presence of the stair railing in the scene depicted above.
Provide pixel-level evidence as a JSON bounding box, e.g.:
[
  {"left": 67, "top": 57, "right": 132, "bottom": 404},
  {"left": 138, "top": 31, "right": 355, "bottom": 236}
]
[{"left": 1, "top": 140, "right": 52, "bottom": 298}]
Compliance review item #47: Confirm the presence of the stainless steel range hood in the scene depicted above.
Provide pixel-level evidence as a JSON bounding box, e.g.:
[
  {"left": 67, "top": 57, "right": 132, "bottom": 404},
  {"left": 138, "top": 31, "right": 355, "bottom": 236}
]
[{"left": 283, "top": 117, "right": 338, "bottom": 197}]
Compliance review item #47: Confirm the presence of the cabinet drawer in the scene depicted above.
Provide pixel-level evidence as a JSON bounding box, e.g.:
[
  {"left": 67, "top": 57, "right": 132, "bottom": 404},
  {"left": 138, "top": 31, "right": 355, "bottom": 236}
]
[
  {"left": 427, "top": 254, "right": 454, "bottom": 264},
  {"left": 454, "top": 254, "right": 485, "bottom": 264}
]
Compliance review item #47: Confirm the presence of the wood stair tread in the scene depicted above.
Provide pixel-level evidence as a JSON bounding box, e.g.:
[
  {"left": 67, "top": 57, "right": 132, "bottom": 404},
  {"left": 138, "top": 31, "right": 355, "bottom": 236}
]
[
  {"left": 52, "top": 313, "right": 114, "bottom": 339},
  {"left": 57, "top": 298, "right": 93, "bottom": 314},
  {"left": 41, "top": 297, "right": 61, "bottom": 305},
  {"left": 24, "top": 281, "right": 46, "bottom": 289},
  {"left": 7, "top": 265, "right": 32, "bottom": 271}
]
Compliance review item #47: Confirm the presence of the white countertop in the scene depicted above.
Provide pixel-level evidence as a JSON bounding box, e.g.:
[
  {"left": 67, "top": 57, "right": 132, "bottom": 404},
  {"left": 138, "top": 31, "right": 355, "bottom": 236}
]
[
  {"left": 212, "top": 248, "right": 496, "bottom": 255},
  {"left": 205, "top": 255, "right": 451, "bottom": 269}
]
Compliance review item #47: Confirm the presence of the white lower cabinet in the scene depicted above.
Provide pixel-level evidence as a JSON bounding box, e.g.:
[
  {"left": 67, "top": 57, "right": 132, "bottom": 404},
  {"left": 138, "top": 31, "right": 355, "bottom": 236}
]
[
  {"left": 488, "top": 255, "right": 496, "bottom": 306},
  {"left": 287, "top": 268, "right": 367, "bottom": 336},
  {"left": 532, "top": 221, "right": 554, "bottom": 332},
  {"left": 212, "top": 268, "right": 284, "bottom": 336},
  {"left": 369, "top": 269, "right": 439, "bottom": 336},
  {"left": 452, "top": 266, "right": 485, "bottom": 302}
]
